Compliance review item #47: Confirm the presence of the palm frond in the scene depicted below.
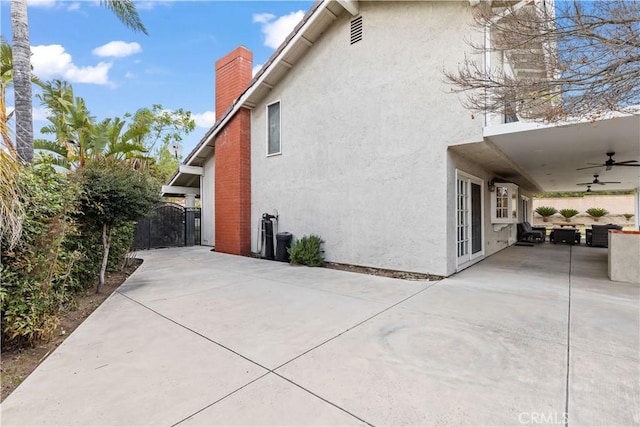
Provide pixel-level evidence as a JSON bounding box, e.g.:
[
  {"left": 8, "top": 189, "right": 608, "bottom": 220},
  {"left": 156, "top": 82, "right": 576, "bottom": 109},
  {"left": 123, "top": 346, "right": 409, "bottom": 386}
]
[
  {"left": 34, "top": 138, "right": 69, "bottom": 158},
  {"left": 100, "top": 0, "right": 148, "bottom": 35}
]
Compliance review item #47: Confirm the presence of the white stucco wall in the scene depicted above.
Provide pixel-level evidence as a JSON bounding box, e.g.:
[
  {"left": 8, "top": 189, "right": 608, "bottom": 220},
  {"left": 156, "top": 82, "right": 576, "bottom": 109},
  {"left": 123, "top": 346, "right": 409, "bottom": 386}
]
[
  {"left": 250, "top": 1, "right": 483, "bottom": 276},
  {"left": 446, "top": 150, "right": 538, "bottom": 275},
  {"left": 200, "top": 154, "right": 215, "bottom": 246}
]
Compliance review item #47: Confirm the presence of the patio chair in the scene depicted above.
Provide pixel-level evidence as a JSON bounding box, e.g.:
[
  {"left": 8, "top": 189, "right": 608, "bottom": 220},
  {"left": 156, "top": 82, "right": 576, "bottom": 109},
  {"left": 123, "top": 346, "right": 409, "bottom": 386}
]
[
  {"left": 550, "top": 228, "right": 580, "bottom": 245},
  {"left": 525, "top": 222, "right": 547, "bottom": 242},
  {"left": 517, "top": 222, "right": 544, "bottom": 243},
  {"left": 586, "top": 224, "right": 623, "bottom": 248}
]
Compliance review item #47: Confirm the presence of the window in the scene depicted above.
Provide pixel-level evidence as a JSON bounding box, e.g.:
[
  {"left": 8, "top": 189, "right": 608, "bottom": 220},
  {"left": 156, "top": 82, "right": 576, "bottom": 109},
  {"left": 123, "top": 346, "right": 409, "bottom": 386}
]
[
  {"left": 491, "top": 183, "right": 519, "bottom": 224},
  {"left": 267, "top": 101, "right": 281, "bottom": 155}
]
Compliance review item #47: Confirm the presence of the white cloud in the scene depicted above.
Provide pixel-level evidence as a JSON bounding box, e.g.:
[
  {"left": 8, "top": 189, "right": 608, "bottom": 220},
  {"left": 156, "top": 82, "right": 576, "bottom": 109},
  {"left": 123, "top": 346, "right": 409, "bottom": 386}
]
[
  {"left": 92, "top": 41, "right": 142, "bottom": 58},
  {"left": 252, "top": 13, "right": 275, "bottom": 24},
  {"left": 31, "top": 44, "right": 112, "bottom": 85},
  {"left": 125, "top": 72, "right": 135, "bottom": 79},
  {"left": 27, "top": 0, "right": 56, "bottom": 8},
  {"left": 67, "top": 2, "right": 81, "bottom": 11},
  {"left": 136, "top": 1, "right": 173, "bottom": 10},
  {"left": 252, "top": 63, "right": 264, "bottom": 77},
  {"left": 33, "top": 106, "right": 51, "bottom": 121},
  {"left": 253, "top": 10, "right": 305, "bottom": 49},
  {"left": 192, "top": 111, "right": 216, "bottom": 128}
]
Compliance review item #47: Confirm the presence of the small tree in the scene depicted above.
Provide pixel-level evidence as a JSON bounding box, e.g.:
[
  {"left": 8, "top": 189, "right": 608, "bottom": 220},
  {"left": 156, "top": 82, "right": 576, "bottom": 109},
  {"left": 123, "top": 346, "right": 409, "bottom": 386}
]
[
  {"left": 559, "top": 208, "right": 579, "bottom": 222},
  {"left": 535, "top": 206, "right": 558, "bottom": 222},
  {"left": 77, "top": 159, "right": 159, "bottom": 292},
  {"left": 586, "top": 207, "right": 609, "bottom": 222}
]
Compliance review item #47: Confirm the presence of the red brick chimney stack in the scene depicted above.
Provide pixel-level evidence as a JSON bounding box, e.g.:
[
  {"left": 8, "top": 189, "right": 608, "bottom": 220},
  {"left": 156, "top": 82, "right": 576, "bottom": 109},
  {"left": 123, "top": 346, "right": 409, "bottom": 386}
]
[
  {"left": 215, "top": 46, "right": 253, "bottom": 115},
  {"left": 214, "top": 47, "right": 253, "bottom": 256}
]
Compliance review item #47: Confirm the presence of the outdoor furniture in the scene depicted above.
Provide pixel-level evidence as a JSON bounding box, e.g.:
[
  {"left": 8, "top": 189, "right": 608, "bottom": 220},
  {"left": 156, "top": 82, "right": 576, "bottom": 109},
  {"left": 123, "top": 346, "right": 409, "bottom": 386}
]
[
  {"left": 517, "top": 222, "right": 545, "bottom": 243},
  {"left": 586, "top": 224, "right": 623, "bottom": 248},
  {"left": 550, "top": 228, "right": 581, "bottom": 245}
]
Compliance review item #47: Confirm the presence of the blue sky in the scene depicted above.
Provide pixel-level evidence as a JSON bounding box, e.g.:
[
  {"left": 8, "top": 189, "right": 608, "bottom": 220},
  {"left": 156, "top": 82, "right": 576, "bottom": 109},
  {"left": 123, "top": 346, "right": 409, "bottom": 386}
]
[{"left": 1, "top": 0, "right": 313, "bottom": 155}]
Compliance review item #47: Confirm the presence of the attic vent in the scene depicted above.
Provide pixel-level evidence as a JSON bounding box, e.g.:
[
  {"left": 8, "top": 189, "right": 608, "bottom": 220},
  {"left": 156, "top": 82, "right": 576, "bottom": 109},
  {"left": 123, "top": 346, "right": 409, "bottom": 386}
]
[{"left": 350, "top": 16, "right": 363, "bottom": 45}]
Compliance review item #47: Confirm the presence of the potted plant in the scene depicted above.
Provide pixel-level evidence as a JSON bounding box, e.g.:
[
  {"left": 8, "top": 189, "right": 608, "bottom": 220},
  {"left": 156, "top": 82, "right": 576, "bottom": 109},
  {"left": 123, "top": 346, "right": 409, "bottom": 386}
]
[
  {"left": 559, "top": 208, "right": 579, "bottom": 222},
  {"left": 535, "top": 206, "right": 558, "bottom": 222},
  {"left": 623, "top": 213, "right": 634, "bottom": 222},
  {"left": 586, "top": 207, "right": 609, "bottom": 222}
]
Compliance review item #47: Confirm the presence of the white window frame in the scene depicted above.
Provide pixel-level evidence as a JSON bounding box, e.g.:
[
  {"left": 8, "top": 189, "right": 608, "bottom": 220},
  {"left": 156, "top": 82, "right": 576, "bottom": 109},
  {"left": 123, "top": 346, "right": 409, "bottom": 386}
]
[
  {"left": 491, "top": 182, "right": 519, "bottom": 224},
  {"left": 456, "top": 170, "right": 485, "bottom": 268},
  {"left": 266, "top": 100, "right": 282, "bottom": 156}
]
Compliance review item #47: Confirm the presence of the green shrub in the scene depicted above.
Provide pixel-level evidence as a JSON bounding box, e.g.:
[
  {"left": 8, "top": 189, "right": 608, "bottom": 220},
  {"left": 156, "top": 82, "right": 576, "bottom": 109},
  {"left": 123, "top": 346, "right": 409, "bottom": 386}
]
[
  {"left": 559, "top": 208, "right": 579, "bottom": 221},
  {"left": 586, "top": 207, "right": 609, "bottom": 220},
  {"left": 288, "top": 234, "right": 325, "bottom": 267},
  {"left": 535, "top": 206, "right": 558, "bottom": 220},
  {"left": 65, "top": 221, "right": 135, "bottom": 291},
  {"left": 623, "top": 213, "right": 634, "bottom": 221},
  {"left": 0, "top": 165, "right": 80, "bottom": 346}
]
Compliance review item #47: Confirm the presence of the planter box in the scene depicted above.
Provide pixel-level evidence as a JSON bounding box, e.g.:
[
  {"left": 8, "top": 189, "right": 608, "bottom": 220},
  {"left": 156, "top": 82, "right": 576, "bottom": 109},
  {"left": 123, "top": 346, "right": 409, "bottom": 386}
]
[{"left": 608, "top": 230, "right": 640, "bottom": 284}]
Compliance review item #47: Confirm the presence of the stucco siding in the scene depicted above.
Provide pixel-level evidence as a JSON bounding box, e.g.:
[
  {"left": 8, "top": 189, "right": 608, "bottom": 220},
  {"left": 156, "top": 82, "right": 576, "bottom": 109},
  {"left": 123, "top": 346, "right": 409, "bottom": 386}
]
[
  {"left": 250, "top": 1, "right": 483, "bottom": 276},
  {"left": 201, "top": 154, "right": 215, "bottom": 246}
]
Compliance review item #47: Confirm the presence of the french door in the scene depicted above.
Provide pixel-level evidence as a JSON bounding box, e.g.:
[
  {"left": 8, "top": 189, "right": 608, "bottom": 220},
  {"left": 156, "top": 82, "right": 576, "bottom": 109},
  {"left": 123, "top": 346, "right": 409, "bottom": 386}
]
[{"left": 456, "top": 171, "right": 484, "bottom": 266}]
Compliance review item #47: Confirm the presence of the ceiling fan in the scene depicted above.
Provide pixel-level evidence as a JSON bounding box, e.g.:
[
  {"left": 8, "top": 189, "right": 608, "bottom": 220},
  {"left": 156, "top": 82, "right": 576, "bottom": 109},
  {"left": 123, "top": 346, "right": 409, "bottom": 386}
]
[
  {"left": 577, "top": 152, "right": 640, "bottom": 171},
  {"left": 576, "top": 174, "right": 621, "bottom": 186}
]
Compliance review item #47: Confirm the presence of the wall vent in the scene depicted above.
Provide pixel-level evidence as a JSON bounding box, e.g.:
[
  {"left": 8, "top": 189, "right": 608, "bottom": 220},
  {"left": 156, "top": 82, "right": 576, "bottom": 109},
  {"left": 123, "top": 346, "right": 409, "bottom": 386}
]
[{"left": 350, "top": 16, "right": 363, "bottom": 45}]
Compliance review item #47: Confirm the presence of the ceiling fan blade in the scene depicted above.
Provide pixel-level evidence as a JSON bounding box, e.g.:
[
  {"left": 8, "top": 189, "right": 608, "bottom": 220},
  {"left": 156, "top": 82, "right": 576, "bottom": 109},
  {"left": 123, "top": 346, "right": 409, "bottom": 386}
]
[
  {"left": 576, "top": 183, "right": 592, "bottom": 186},
  {"left": 614, "top": 163, "right": 640, "bottom": 167},
  {"left": 600, "top": 181, "right": 622, "bottom": 184},
  {"left": 614, "top": 160, "right": 639, "bottom": 164},
  {"left": 576, "top": 165, "right": 603, "bottom": 170}
]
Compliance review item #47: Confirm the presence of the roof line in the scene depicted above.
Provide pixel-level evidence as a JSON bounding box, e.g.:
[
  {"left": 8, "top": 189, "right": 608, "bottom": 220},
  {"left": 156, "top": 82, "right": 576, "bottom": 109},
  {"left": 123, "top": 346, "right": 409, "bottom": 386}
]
[{"left": 171, "top": 0, "right": 329, "bottom": 185}]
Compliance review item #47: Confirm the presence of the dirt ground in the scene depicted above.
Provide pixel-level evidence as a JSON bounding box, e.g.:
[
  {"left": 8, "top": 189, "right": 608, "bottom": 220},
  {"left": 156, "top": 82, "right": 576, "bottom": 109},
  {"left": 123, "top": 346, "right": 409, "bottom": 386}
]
[
  {"left": 0, "top": 259, "right": 142, "bottom": 402},
  {"left": 325, "top": 262, "right": 443, "bottom": 281}
]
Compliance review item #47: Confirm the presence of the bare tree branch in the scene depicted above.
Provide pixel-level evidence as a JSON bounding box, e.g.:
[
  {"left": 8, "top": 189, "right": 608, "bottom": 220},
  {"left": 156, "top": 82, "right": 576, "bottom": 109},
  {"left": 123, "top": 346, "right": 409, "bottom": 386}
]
[{"left": 444, "top": 0, "right": 640, "bottom": 122}]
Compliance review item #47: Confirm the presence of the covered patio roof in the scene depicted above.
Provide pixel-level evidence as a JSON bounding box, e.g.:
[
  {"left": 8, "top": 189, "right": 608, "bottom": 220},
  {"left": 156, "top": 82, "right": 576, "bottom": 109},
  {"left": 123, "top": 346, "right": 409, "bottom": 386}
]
[{"left": 484, "top": 113, "right": 640, "bottom": 193}]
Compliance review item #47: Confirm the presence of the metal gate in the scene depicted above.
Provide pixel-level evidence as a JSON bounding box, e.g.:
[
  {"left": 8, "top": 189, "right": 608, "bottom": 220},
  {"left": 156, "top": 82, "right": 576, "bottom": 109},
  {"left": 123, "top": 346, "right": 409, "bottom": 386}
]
[{"left": 133, "top": 202, "right": 201, "bottom": 250}]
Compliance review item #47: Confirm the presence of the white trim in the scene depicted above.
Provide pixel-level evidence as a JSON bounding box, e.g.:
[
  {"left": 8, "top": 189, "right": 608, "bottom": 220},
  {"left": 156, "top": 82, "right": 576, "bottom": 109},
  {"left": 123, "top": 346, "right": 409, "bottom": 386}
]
[
  {"left": 337, "top": 0, "right": 359, "bottom": 16},
  {"left": 266, "top": 100, "right": 282, "bottom": 156},
  {"left": 161, "top": 185, "right": 201, "bottom": 196},
  {"left": 179, "top": 165, "right": 203, "bottom": 175},
  {"left": 455, "top": 170, "right": 485, "bottom": 270},
  {"left": 182, "top": 0, "right": 336, "bottom": 168}
]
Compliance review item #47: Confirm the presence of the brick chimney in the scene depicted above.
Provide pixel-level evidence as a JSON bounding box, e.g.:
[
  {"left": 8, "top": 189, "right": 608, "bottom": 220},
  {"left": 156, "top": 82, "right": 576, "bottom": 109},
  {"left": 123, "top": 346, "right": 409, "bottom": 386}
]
[
  {"left": 214, "top": 47, "right": 253, "bottom": 256},
  {"left": 215, "top": 46, "right": 253, "bottom": 115}
]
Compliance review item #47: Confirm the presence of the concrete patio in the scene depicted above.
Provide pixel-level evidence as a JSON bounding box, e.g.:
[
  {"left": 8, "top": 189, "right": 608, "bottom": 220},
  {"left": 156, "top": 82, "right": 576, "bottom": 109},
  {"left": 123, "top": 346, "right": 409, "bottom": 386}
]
[{"left": 1, "top": 244, "right": 638, "bottom": 426}]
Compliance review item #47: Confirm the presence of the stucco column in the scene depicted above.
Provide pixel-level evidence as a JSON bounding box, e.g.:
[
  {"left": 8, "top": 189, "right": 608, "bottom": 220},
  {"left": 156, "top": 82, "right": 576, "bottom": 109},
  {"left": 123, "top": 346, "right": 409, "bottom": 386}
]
[
  {"left": 185, "top": 194, "right": 196, "bottom": 208},
  {"left": 635, "top": 187, "right": 639, "bottom": 230}
]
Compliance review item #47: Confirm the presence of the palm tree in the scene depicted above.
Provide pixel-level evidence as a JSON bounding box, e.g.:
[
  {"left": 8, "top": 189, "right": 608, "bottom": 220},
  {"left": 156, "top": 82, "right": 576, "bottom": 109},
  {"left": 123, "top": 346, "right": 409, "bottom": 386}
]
[
  {"left": 1, "top": 40, "right": 16, "bottom": 152},
  {"left": 10, "top": 0, "right": 147, "bottom": 164},
  {"left": 1, "top": 38, "right": 45, "bottom": 154},
  {"left": 35, "top": 80, "right": 150, "bottom": 170},
  {"left": 101, "top": 0, "right": 148, "bottom": 35},
  {"left": 10, "top": 0, "right": 32, "bottom": 163}
]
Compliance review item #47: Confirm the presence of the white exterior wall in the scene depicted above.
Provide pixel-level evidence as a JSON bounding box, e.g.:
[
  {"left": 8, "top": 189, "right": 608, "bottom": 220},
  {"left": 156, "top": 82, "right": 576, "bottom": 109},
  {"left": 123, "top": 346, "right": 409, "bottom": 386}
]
[
  {"left": 200, "top": 154, "right": 215, "bottom": 246},
  {"left": 250, "top": 1, "right": 483, "bottom": 276}
]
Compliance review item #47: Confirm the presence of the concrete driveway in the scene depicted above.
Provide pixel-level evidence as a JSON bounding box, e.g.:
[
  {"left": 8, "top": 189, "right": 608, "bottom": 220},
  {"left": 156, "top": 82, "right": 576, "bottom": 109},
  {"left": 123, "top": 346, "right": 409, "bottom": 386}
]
[{"left": 1, "top": 244, "right": 638, "bottom": 426}]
